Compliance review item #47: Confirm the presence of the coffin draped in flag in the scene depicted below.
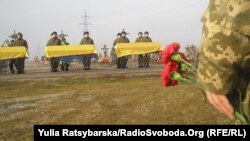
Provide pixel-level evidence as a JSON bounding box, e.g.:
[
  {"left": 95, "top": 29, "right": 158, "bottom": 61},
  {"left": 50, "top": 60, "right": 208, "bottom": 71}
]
[
  {"left": 0, "top": 47, "right": 29, "bottom": 61},
  {"left": 114, "top": 42, "right": 162, "bottom": 58},
  {"left": 45, "top": 45, "right": 98, "bottom": 58}
]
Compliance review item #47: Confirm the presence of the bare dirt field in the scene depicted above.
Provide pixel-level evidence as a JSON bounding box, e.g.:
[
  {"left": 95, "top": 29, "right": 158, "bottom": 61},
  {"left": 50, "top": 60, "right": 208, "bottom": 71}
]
[
  {"left": 0, "top": 61, "right": 163, "bottom": 81},
  {"left": 0, "top": 61, "right": 232, "bottom": 141}
]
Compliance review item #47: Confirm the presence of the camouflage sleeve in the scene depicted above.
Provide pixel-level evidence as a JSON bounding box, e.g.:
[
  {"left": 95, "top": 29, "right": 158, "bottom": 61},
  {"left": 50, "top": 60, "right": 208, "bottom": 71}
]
[{"left": 225, "top": 1, "right": 250, "bottom": 36}]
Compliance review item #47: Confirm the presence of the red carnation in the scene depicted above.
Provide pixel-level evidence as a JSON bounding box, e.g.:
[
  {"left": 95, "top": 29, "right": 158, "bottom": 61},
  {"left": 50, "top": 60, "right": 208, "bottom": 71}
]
[
  {"left": 162, "top": 42, "right": 180, "bottom": 65},
  {"left": 161, "top": 64, "right": 179, "bottom": 86},
  {"left": 161, "top": 42, "right": 189, "bottom": 87}
]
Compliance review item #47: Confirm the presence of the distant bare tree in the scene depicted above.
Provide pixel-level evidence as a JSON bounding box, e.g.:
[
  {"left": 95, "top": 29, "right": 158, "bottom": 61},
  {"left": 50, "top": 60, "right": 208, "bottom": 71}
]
[{"left": 185, "top": 44, "right": 199, "bottom": 68}]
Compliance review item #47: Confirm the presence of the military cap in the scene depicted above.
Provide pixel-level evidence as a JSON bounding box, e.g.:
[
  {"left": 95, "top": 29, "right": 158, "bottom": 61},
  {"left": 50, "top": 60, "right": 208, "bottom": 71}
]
[
  {"left": 144, "top": 31, "right": 149, "bottom": 34},
  {"left": 17, "top": 32, "right": 23, "bottom": 37},
  {"left": 84, "top": 31, "right": 89, "bottom": 35},
  {"left": 51, "top": 31, "right": 57, "bottom": 36},
  {"left": 121, "top": 31, "right": 127, "bottom": 35},
  {"left": 138, "top": 32, "right": 143, "bottom": 35},
  {"left": 117, "top": 33, "right": 121, "bottom": 36}
]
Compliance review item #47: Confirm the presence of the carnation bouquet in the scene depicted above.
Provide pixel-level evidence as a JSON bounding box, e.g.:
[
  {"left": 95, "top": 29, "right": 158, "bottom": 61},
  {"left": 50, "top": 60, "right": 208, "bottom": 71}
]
[{"left": 161, "top": 42, "right": 248, "bottom": 125}]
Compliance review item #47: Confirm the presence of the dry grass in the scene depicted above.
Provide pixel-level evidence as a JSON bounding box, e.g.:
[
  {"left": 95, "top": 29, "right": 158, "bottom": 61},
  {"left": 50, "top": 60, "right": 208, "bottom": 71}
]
[{"left": 0, "top": 75, "right": 231, "bottom": 140}]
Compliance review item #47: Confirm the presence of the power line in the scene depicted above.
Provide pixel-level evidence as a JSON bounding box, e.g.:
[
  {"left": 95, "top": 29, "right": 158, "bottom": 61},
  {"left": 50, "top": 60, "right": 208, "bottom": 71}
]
[{"left": 80, "top": 10, "right": 92, "bottom": 32}]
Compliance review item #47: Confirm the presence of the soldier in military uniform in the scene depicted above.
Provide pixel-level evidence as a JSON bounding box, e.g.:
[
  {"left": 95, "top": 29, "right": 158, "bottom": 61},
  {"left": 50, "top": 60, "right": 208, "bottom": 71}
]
[
  {"left": 8, "top": 40, "right": 16, "bottom": 74},
  {"left": 116, "top": 31, "right": 130, "bottom": 69},
  {"left": 143, "top": 31, "right": 152, "bottom": 68},
  {"left": 47, "top": 32, "right": 61, "bottom": 72},
  {"left": 80, "top": 31, "right": 94, "bottom": 70},
  {"left": 111, "top": 33, "right": 121, "bottom": 64},
  {"left": 13, "top": 33, "right": 28, "bottom": 74},
  {"left": 135, "top": 32, "right": 144, "bottom": 68},
  {"left": 197, "top": 0, "right": 250, "bottom": 122},
  {"left": 113, "top": 33, "right": 121, "bottom": 48}
]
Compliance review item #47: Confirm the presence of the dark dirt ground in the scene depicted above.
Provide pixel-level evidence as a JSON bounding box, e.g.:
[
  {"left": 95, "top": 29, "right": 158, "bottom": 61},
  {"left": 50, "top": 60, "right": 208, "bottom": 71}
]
[{"left": 0, "top": 61, "right": 232, "bottom": 141}]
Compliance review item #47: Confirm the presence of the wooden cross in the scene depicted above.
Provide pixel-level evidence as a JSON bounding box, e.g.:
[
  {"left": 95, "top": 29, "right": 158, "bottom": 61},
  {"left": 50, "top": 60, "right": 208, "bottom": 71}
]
[
  {"left": 58, "top": 30, "right": 68, "bottom": 40},
  {"left": 101, "top": 44, "right": 109, "bottom": 56},
  {"left": 9, "top": 30, "right": 17, "bottom": 40}
]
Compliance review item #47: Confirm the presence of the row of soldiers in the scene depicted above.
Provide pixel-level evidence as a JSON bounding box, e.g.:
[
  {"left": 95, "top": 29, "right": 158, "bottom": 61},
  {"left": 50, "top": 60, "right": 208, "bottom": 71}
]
[
  {"left": 112, "top": 31, "right": 152, "bottom": 69},
  {"left": 5, "top": 31, "right": 94, "bottom": 73},
  {"left": 47, "top": 31, "right": 94, "bottom": 72},
  {"left": 5, "top": 30, "right": 152, "bottom": 73}
]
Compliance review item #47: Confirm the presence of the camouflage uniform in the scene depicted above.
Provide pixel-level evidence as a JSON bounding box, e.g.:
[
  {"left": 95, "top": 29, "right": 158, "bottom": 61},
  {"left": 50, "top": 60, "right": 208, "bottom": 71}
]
[
  {"left": 197, "top": 0, "right": 250, "bottom": 122},
  {"left": 14, "top": 37, "right": 28, "bottom": 74},
  {"left": 8, "top": 40, "right": 16, "bottom": 74},
  {"left": 111, "top": 34, "right": 121, "bottom": 64},
  {"left": 80, "top": 37, "right": 94, "bottom": 70},
  {"left": 143, "top": 36, "right": 152, "bottom": 68},
  {"left": 135, "top": 35, "right": 144, "bottom": 68},
  {"left": 47, "top": 37, "right": 61, "bottom": 72},
  {"left": 116, "top": 36, "right": 130, "bottom": 69}
]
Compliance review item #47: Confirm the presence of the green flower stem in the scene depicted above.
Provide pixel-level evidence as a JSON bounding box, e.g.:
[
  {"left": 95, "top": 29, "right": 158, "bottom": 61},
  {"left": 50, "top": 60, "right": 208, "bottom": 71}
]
[
  {"left": 188, "top": 68, "right": 197, "bottom": 76},
  {"left": 234, "top": 89, "right": 249, "bottom": 124},
  {"left": 183, "top": 75, "right": 195, "bottom": 82},
  {"left": 170, "top": 53, "right": 249, "bottom": 125},
  {"left": 180, "top": 59, "right": 197, "bottom": 74},
  {"left": 184, "top": 76, "right": 248, "bottom": 125},
  {"left": 170, "top": 72, "right": 207, "bottom": 102},
  {"left": 234, "top": 111, "right": 248, "bottom": 125},
  {"left": 182, "top": 77, "right": 207, "bottom": 102},
  {"left": 171, "top": 52, "right": 197, "bottom": 74},
  {"left": 237, "top": 89, "right": 243, "bottom": 115},
  {"left": 185, "top": 77, "right": 248, "bottom": 124}
]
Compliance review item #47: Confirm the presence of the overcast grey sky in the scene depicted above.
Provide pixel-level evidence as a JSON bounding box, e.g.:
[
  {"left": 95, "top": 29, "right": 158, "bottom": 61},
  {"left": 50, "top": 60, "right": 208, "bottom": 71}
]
[{"left": 0, "top": 0, "right": 209, "bottom": 59}]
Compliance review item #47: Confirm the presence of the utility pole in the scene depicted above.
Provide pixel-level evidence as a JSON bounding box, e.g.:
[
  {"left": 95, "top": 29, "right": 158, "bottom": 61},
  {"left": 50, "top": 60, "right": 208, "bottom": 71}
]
[{"left": 80, "top": 10, "right": 92, "bottom": 33}]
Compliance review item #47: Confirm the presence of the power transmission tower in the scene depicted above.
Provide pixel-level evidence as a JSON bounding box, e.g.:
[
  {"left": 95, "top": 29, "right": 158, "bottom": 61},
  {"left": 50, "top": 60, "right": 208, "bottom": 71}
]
[{"left": 80, "top": 10, "right": 92, "bottom": 33}]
